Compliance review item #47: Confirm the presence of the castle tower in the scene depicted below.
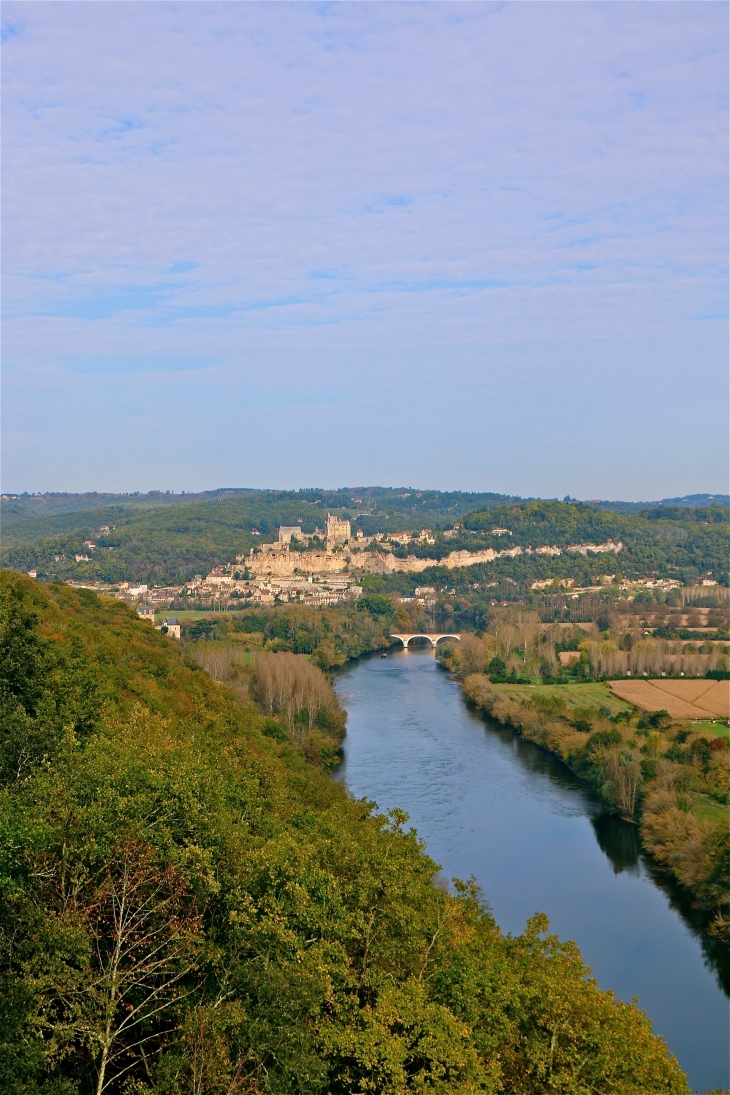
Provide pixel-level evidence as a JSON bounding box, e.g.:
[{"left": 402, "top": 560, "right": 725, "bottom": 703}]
[{"left": 325, "top": 513, "right": 351, "bottom": 548}]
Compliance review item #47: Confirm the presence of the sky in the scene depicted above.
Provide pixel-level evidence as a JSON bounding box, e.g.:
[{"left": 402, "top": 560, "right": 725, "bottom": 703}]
[{"left": 2, "top": 1, "right": 728, "bottom": 500}]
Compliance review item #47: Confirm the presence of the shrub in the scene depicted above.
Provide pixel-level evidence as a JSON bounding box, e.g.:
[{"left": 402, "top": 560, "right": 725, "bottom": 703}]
[{"left": 586, "top": 729, "right": 622, "bottom": 753}]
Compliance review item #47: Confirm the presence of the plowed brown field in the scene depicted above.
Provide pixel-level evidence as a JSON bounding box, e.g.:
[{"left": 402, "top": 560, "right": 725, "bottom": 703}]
[{"left": 608, "top": 678, "right": 730, "bottom": 719}]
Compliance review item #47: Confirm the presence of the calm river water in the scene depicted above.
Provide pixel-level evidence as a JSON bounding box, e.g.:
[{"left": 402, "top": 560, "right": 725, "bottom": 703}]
[{"left": 333, "top": 648, "right": 729, "bottom": 1092}]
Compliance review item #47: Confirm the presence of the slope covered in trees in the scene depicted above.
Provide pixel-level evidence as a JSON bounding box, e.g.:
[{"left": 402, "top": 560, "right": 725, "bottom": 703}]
[
  {"left": 3, "top": 493, "right": 727, "bottom": 590},
  {"left": 440, "top": 501, "right": 728, "bottom": 581},
  {"left": 0, "top": 571, "right": 691, "bottom": 1093},
  {"left": 1, "top": 488, "right": 516, "bottom": 584}
]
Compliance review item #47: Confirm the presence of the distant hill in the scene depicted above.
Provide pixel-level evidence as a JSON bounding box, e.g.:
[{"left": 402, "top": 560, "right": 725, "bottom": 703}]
[
  {"left": 0, "top": 487, "right": 521, "bottom": 550},
  {"left": 582, "top": 493, "right": 729, "bottom": 515},
  {"left": 2, "top": 487, "right": 726, "bottom": 586}
]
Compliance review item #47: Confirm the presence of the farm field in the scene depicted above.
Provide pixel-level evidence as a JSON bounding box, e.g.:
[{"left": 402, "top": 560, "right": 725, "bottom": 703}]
[
  {"left": 491, "top": 681, "right": 632, "bottom": 714},
  {"left": 608, "top": 678, "right": 730, "bottom": 719}
]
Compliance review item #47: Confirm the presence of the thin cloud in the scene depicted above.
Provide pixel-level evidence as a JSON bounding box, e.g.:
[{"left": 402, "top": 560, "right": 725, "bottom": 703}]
[{"left": 2, "top": 0, "right": 727, "bottom": 496}]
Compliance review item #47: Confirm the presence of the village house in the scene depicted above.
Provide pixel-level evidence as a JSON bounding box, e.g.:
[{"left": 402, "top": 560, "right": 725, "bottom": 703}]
[
  {"left": 136, "top": 604, "right": 155, "bottom": 625},
  {"left": 158, "top": 617, "right": 181, "bottom": 639},
  {"left": 530, "top": 578, "right": 576, "bottom": 591},
  {"left": 149, "top": 586, "right": 183, "bottom": 605},
  {"left": 206, "top": 574, "right": 234, "bottom": 588}
]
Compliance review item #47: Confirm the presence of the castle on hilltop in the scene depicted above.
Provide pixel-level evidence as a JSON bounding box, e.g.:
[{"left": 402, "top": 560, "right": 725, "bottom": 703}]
[
  {"left": 275, "top": 514, "right": 350, "bottom": 551},
  {"left": 326, "top": 513, "right": 350, "bottom": 548}
]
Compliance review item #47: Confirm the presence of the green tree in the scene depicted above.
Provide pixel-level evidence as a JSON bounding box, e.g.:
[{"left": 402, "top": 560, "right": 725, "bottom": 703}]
[{"left": 358, "top": 594, "right": 395, "bottom": 617}]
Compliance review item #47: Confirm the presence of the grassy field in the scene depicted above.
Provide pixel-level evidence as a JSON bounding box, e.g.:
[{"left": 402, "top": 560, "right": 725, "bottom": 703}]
[
  {"left": 491, "top": 682, "right": 633, "bottom": 714},
  {"left": 491, "top": 683, "right": 730, "bottom": 739},
  {"left": 691, "top": 719, "right": 730, "bottom": 740},
  {"left": 691, "top": 793, "right": 729, "bottom": 823}
]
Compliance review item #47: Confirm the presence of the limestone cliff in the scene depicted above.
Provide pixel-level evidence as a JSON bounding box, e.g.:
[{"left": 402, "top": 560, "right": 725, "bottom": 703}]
[{"left": 246, "top": 540, "right": 622, "bottom": 578}]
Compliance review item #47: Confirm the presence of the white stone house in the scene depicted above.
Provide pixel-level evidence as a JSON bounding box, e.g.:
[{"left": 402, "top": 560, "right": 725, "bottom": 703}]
[{"left": 159, "top": 617, "right": 181, "bottom": 639}]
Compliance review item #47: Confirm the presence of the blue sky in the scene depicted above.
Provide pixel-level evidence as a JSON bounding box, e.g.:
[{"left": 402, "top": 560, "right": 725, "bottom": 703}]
[{"left": 2, "top": 1, "right": 727, "bottom": 499}]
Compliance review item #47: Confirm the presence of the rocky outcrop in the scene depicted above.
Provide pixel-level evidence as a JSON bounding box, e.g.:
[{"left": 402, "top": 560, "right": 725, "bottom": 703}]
[
  {"left": 248, "top": 551, "right": 350, "bottom": 577},
  {"left": 350, "top": 540, "right": 623, "bottom": 575},
  {"left": 246, "top": 540, "right": 623, "bottom": 578}
]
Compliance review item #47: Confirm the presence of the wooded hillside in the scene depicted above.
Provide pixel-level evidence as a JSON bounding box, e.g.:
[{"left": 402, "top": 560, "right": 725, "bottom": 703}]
[
  {"left": 0, "top": 571, "right": 689, "bottom": 1094},
  {"left": 4, "top": 492, "right": 727, "bottom": 589}
]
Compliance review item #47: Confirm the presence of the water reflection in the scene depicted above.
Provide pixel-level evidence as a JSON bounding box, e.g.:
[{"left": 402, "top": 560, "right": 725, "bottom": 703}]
[
  {"left": 334, "top": 648, "right": 729, "bottom": 1090},
  {"left": 486, "top": 707, "right": 729, "bottom": 992},
  {"left": 591, "top": 813, "right": 642, "bottom": 877},
  {"left": 487, "top": 712, "right": 730, "bottom": 995},
  {"left": 639, "top": 855, "right": 730, "bottom": 998}
]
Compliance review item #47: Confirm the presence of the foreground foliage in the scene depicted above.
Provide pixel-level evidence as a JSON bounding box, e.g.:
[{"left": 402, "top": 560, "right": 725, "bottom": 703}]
[{"left": 0, "top": 571, "right": 689, "bottom": 1093}]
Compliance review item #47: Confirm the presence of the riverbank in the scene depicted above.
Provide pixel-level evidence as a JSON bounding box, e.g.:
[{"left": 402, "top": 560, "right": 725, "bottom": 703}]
[
  {"left": 445, "top": 668, "right": 729, "bottom": 940},
  {"left": 177, "top": 601, "right": 395, "bottom": 668},
  {"left": 333, "top": 647, "right": 729, "bottom": 1091}
]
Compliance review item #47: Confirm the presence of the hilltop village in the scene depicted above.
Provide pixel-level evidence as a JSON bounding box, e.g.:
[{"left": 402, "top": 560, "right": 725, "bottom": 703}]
[
  {"left": 118, "top": 515, "right": 439, "bottom": 612},
  {"left": 99, "top": 511, "right": 697, "bottom": 618}
]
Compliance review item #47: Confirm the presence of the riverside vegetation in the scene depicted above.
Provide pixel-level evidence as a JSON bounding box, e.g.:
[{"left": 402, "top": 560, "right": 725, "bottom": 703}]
[
  {"left": 436, "top": 613, "right": 730, "bottom": 942},
  {"left": 0, "top": 570, "right": 692, "bottom": 1094},
  {"left": 182, "top": 595, "right": 400, "bottom": 670}
]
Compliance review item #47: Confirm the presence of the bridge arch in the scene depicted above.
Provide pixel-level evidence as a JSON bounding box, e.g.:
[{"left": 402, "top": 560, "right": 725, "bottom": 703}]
[{"left": 389, "top": 633, "right": 461, "bottom": 649}]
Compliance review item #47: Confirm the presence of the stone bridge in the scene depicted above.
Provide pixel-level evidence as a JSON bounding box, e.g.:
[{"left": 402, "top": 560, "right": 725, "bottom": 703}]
[{"left": 389, "top": 633, "right": 461, "bottom": 650}]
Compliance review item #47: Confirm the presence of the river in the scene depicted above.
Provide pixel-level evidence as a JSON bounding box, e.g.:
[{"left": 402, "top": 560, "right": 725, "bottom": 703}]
[{"left": 333, "top": 647, "right": 729, "bottom": 1092}]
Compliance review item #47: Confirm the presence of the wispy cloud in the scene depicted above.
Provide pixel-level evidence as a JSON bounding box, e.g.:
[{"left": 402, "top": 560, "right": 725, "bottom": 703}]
[{"left": 2, "top": 1, "right": 727, "bottom": 496}]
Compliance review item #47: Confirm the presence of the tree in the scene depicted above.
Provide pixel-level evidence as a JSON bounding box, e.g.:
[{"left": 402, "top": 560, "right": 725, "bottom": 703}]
[
  {"left": 488, "top": 657, "right": 507, "bottom": 683},
  {"left": 81, "top": 842, "right": 203, "bottom": 1094},
  {"left": 605, "top": 754, "right": 642, "bottom": 819},
  {"left": 0, "top": 582, "right": 47, "bottom": 714},
  {"left": 357, "top": 594, "right": 394, "bottom": 617}
]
